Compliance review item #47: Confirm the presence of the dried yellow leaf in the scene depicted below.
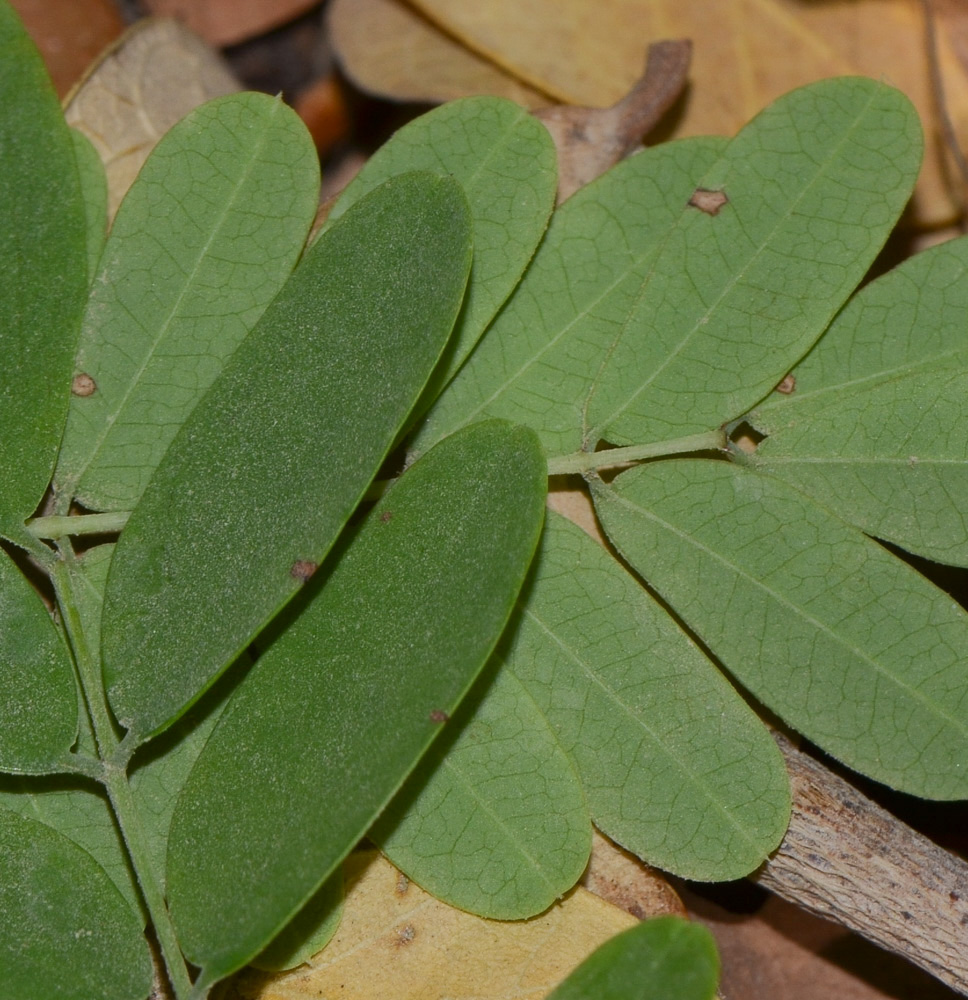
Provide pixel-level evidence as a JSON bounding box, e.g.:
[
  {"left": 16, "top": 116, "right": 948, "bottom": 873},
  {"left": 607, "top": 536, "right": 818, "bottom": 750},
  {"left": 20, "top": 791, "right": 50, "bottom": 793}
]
[
  {"left": 228, "top": 849, "right": 638, "bottom": 1000},
  {"left": 328, "top": 0, "right": 550, "bottom": 108}
]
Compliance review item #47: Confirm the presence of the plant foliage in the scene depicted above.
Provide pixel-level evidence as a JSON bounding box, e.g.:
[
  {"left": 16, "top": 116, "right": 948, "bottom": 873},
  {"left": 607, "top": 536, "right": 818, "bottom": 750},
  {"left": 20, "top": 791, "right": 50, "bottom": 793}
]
[{"left": 1, "top": 2, "right": 966, "bottom": 996}]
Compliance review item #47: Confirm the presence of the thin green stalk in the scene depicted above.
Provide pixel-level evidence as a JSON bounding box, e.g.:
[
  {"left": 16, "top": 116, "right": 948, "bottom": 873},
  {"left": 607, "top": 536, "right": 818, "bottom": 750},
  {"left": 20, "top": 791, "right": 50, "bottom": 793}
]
[
  {"left": 27, "top": 510, "right": 130, "bottom": 539},
  {"left": 51, "top": 559, "right": 194, "bottom": 1000},
  {"left": 547, "top": 429, "right": 726, "bottom": 476}
]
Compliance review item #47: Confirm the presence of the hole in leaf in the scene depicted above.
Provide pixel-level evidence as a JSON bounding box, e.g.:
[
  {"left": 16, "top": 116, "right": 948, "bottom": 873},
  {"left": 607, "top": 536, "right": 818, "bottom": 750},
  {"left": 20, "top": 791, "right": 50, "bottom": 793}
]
[{"left": 688, "top": 187, "right": 729, "bottom": 215}]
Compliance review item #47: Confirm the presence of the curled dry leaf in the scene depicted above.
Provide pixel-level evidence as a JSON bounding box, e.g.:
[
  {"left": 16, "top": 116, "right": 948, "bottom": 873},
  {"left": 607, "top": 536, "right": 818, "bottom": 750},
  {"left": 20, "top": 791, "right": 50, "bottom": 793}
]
[
  {"left": 64, "top": 18, "right": 240, "bottom": 219},
  {"left": 227, "top": 849, "right": 639, "bottom": 1000},
  {"left": 536, "top": 39, "right": 692, "bottom": 202},
  {"left": 141, "top": 0, "right": 319, "bottom": 48}
]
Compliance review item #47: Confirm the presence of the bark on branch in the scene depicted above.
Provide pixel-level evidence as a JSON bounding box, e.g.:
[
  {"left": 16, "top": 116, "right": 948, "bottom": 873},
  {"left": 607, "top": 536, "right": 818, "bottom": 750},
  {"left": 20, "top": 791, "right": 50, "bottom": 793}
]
[{"left": 752, "top": 733, "right": 968, "bottom": 996}]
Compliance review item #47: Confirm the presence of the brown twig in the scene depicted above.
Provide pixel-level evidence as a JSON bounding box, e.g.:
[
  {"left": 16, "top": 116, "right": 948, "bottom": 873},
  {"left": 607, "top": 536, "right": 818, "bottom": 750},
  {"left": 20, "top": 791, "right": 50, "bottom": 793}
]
[
  {"left": 752, "top": 732, "right": 968, "bottom": 996},
  {"left": 535, "top": 39, "right": 692, "bottom": 202}
]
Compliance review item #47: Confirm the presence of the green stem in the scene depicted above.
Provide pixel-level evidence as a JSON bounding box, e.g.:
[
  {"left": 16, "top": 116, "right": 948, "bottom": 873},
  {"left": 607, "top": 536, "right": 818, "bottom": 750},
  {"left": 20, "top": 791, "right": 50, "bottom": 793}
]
[
  {"left": 51, "top": 559, "right": 194, "bottom": 1000},
  {"left": 547, "top": 429, "right": 726, "bottom": 476},
  {"left": 27, "top": 510, "right": 130, "bottom": 539}
]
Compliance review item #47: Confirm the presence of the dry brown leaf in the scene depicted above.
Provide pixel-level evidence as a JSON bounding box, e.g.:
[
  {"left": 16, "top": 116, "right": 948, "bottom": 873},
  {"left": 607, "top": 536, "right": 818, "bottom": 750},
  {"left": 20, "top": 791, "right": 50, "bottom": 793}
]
[
  {"left": 394, "top": 0, "right": 968, "bottom": 227},
  {"left": 10, "top": 0, "right": 124, "bottom": 97},
  {"left": 64, "top": 19, "right": 241, "bottom": 220},
  {"left": 227, "top": 848, "right": 638, "bottom": 1000},
  {"left": 328, "top": 0, "right": 551, "bottom": 108},
  {"left": 142, "top": 0, "right": 320, "bottom": 48}
]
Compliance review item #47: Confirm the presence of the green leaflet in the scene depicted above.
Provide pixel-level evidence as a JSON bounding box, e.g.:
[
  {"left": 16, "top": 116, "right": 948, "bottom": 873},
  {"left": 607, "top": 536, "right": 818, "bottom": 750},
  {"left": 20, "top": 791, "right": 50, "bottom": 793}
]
[
  {"left": 501, "top": 511, "right": 789, "bottom": 880},
  {"left": 0, "top": 776, "right": 139, "bottom": 919},
  {"left": 0, "top": 806, "right": 152, "bottom": 1000},
  {"left": 747, "top": 235, "right": 968, "bottom": 567},
  {"left": 0, "top": 4, "right": 87, "bottom": 540},
  {"left": 0, "top": 548, "right": 76, "bottom": 774},
  {"left": 328, "top": 96, "right": 557, "bottom": 402},
  {"left": 547, "top": 917, "right": 719, "bottom": 1000},
  {"left": 166, "top": 419, "right": 546, "bottom": 986},
  {"left": 372, "top": 664, "right": 591, "bottom": 919},
  {"left": 128, "top": 685, "right": 231, "bottom": 894},
  {"left": 584, "top": 77, "right": 922, "bottom": 449},
  {"left": 591, "top": 460, "right": 968, "bottom": 800},
  {"left": 250, "top": 874, "right": 343, "bottom": 972},
  {"left": 70, "top": 129, "right": 108, "bottom": 284},
  {"left": 101, "top": 171, "right": 472, "bottom": 742},
  {"left": 54, "top": 92, "right": 320, "bottom": 513},
  {"left": 412, "top": 136, "right": 727, "bottom": 459}
]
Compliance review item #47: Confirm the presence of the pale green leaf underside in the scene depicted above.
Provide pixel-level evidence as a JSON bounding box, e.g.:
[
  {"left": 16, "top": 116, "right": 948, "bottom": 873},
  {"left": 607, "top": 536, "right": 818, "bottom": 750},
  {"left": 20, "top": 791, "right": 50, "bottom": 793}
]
[
  {"left": 748, "top": 235, "right": 968, "bottom": 566},
  {"left": 372, "top": 664, "right": 590, "bottom": 919},
  {"left": 101, "top": 172, "right": 472, "bottom": 742},
  {"left": 0, "top": 4, "right": 87, "bottom": 538},
  {"left": 70, "top": 128, "right": 108, "bottom": 285},
  {"left": 0, "top": 806, "right": 152, "bottom": 1000},
  {"left": 502, "top": 511, "right": 789, "bottom": 880},
  {"left": 547, "top": 917, "right": 719, "bottom": 1000},
  {"left": 166, "top": 420, "right": 546, "bottom": 986},
  {"left": 329, "top": 95, "right": 557, "bottom": 400},
  {"left": 592, "top": 460, "right": 968, "bottom": 800},
  {"left": 54, "top": 92, "right": 320, "bottom": 512},
  {"left": 412, "top": 136, "right": 726, "bottom": 459},
  {"left": 585, "top": 76, "right": 922, "bottom": 448},
  {"left": 0, "top": 549, "right": 76, "bottom": 774}
]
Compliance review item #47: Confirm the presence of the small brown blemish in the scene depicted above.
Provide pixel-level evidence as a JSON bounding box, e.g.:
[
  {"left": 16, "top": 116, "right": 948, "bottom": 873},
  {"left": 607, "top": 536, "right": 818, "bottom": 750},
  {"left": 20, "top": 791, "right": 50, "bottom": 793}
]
[
  {"left": 380, "top": 511, "right": 393, "bottom": 523},
  {"left": 688, "top": 187, "right": 729, "bottom": 216},
  {"left": 429, "top": 709, "right": 449, "bottom": 723},
  {"left": 71, "top": 373, "right": 97, "bottom": 397},
  {"left": 289, "top": 560, "right": 318, "bottom": 582},
  {"left": 395, "top": 873, "right": 410, "bottom": 896},
  {"left": 394, "top": 923, "right": 416, "bottom": 947},
  {"left": 775, "top": 374, "right": 796, "bottom": 395}
]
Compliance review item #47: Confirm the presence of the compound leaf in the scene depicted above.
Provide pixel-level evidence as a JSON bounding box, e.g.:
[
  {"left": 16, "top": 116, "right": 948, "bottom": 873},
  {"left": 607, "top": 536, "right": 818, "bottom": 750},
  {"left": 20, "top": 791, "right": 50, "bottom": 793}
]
[
  {"left": 54, "top": 92, "right": 320, "bottom": 512},
  {"left": 329, "top": 95, "right": 557, "bottom": 400},
  {"left": 166, "top": 419, "right": 546, "bottom": 987},
  {"left": 0, "top": 549, "right": 77, "bottom": 775},
  {"left": 372, "top": 663, "right": 591, "bottom": 919},
  {"left": 101, "top": 171, "right": 472, "bottom": 742},
  {"left": 0, "top": 3, "right": 87, "bottom": 540},
  {"left": 413, "top": 136, "right": 725, "bottom": 459},
  {"left": 591, "top": 460, "right": 968, "bottom": 800},
  {"left": 547, "top": 916, "right": 719, "bottom": 1000},
  {"left": 0, "top": 806, "right": 152, "bottom": 1000},
  {"left": 748, "top": 234, "right": 968, "bottom": 567},
  {"left": 584, "top": 77, "right": 922, "bottom": 449},
  {"left": 502, "top": 511, "right": 789, "bottom": 880}
]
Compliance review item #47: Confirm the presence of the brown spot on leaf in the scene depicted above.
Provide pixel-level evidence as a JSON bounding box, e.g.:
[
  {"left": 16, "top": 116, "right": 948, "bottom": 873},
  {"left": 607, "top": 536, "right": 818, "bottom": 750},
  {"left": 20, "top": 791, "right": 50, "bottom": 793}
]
[
  {"left": 775, "top": 374, "right": 796, "bottom": 394},
  {"left": 395, "top": 873, "right": 410, "bottom": 896},
  {"left": 429, "top": 709, "right": 449, "bottom": 723},
  {"left": 72, "top": 373, "right": 97, "bottom": 397},
  {"left": 688, "top": 187, "right": 729, "bottom": 215},
  {"left": 394, "top": 923, "right": 416, "bottom": 947},
  {"left": 380, "top": 511, "right": 393, "bottom": 523},
  {"left": 290, "top": 560, "right": 318, "bottom": 582}
]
